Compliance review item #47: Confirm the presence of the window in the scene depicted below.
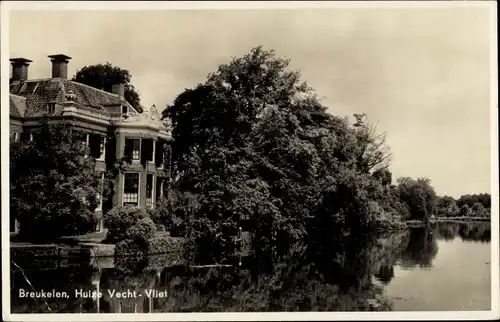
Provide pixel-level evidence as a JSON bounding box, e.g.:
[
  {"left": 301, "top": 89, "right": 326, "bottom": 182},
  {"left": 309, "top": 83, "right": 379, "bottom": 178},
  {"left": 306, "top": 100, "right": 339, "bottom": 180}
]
[
  {"left": 155, "top": 141, "right": 164, "bottom": 168},
  {"left": 155, "top": 142, "right": 171, "bottom": 170},
  {"left": 123, "top": 173, "right": 139, "bottom": 206},
  {"left": 12, "top": 132, "right": 20, "bottom": 142},
  {"left": 10, "top": 217, "right": 19, "bottom": 234},
  {"left": 46, "top": 103, "right": 56, "bottom": 116},
  {"left": 164, "top": 145, "right": 172, "bottom": 175},
  {"left": 94, "top": 219, "right": 102, "bottom": 232},
  {"left": 29, "top": 133, "right": 33, "bottom": 141},
  {"left": 125, "top": 138, "right": 141, "bottom": 160},
  {"left": 99, "top": 137, "right": 106, "bottom": 159},
  {"left": 141, "top": 139, "right": 154, "bottom": 163},
  {"left": 89, "top": 134, "right": 106, "bottom": 160},
  {"left": 156, "top": 177, "right": 165, "bottom": 201},
  {"left": 146, "top": 173, "right": 154, "bottom": 208},
  {"left": 73, "top": 131, "right": 89, "bottom": 152},
  {"left": 95, "top": 173, "right": 104, "bottom": 211},
  {"left": 81, "top": 133, "right": 90, "bottom": 158},
  {"left": 122, "top": 105, "right": 128, "bottom": 115}
]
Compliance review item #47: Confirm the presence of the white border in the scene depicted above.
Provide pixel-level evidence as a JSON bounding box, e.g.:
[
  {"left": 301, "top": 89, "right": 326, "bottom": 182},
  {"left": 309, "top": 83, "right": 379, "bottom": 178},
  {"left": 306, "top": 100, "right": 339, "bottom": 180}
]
[
  {"left": 1, "top": 1, "right": 498, "bottom": 321},
  {"left": 489, "top": 1, "right": 499, "bottom": 318},
  {"left": 0, "top": 1, "right": 495, "bottom": 10}
]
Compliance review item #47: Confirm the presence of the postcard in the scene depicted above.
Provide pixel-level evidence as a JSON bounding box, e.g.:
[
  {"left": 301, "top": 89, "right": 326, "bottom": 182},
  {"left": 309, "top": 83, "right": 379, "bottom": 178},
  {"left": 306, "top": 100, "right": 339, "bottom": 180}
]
[{"left": 1, "top": 1, "right": 498, "bottom": 321}]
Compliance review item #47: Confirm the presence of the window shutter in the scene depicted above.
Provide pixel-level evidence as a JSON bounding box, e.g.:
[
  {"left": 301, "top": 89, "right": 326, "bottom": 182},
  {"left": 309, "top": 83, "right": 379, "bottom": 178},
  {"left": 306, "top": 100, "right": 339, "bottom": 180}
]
[
  {"left": 105, "top": 135, "right": 116, "bottom": 166},
  {"left": 156, "top": 178, "right": 162, "bottom": 201},
  {"left": 140, "top": 139, "right": 148, "bottom": 164},
  {"left": 164, "top": 144, "right": 172, "bottom": 176},
  {"left": 148, "top": 140, "right": 154, "bottom": 161},
  {"left": 89, "top": 134, "right": 101, "bottom": 159},
  {"left": 124, "top": 139, "right": 133, "bottom": 160},
  {"left": 155, "top": 140, "right": 164, "bottom": 166},
  {"left": 142, "top": 139, "right": 153, "bottom": 162}
]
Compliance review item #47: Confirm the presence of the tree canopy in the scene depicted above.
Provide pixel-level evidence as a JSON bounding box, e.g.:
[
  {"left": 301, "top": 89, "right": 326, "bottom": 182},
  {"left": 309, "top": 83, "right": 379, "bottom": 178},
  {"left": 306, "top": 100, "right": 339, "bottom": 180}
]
[
  {"left": 396, "top": 177, "right": 438, "bottom": 222},
  {"left": 434, "top": 193, "right": 491, "bottom": 218},
  {"left": 162, "top": 46, "right": 406, "bottom": 259},
  {"left": 10, "top": 121, "right": 102, "bottom": 241},
  {"left": 435, "top": 195, "right": 459, "bottom": 218},
  {"left": 456, "top": 193, "right": 491, "bottom": 210},
  {"left": 72, "top": 62, "right": 143, "bottom": 113}
]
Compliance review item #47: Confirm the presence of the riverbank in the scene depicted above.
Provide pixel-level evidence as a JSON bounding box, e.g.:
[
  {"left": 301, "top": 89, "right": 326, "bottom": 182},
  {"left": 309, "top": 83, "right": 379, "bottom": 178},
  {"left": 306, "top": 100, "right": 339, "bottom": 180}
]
[
  {"left": 10, "top": 230, "right": 190, "bottom": 261},
  {"left": 435, "top": 216, "right": 490, "bottom": 222},
  {"left": 10, "top": 241, "right": 115, "bottom": 260},
  {"left": 406, "top": 217, "right": 490, "bottom": 228}
]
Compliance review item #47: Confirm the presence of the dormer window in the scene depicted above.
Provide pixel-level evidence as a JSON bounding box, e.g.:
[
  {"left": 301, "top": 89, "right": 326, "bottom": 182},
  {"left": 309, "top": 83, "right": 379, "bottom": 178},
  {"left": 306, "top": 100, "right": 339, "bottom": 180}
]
[
  {"left": 46, "top": 102, "right": 56, "bottom": 116},
  {"left": 122, "top": 105, "right": 128, "bottom": 115}
]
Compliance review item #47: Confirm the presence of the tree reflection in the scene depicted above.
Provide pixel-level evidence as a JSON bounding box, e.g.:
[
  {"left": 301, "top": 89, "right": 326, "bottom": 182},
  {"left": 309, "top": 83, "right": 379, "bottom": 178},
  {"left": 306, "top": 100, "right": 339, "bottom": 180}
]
[
  {"left": 458, "top": 222, "right": 491, "bottom": 243},
  {"left": 436, "top": 223, "right": 459, "bottom": 241},
  {"left": 399, "top": 227, "right": 439, "bottom": 269},
  {"left": 371, "top": 231, "right": 410, "bottom": 285},
  {"left": 435, "top": 222, "right": 491, "bottom": 243},
  {"left": 374, "top": 266, "right": 394, "bottom": 285},
  {"left": 10, "top": 223, "right": 491, "bottom": 314},
  {"left": 151, "top": 234, "right": 401, "bottom": 312}
]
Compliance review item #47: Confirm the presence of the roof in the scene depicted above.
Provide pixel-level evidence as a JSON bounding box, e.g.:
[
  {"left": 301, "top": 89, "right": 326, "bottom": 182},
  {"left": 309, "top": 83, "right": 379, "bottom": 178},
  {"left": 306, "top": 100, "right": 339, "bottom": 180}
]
[
  {"left": 7, "top": 77, "right": 171, "bottom": 137},
  {"left": 9, "top": 94, "right": 27, "bottom": 118},
  {"left": 9, "top": 78, "right": 135, "bottom": 118},
  {"left": 112, "top": 104, "right": 172, "bottom": 140}
]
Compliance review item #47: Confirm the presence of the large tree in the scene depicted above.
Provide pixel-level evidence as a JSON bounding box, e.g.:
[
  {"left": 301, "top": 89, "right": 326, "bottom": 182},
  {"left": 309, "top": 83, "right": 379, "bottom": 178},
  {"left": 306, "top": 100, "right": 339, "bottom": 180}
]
[
  {"left": 352, "top": 113, "right": 392, "bottom": 173},
  {"left": 396, "top": 177, "right": 438, "bottom": 222},
  {"left": 162, "top": 47, "right": 406, "bottom": 259},
  {"left": 435, "top": 195, "right": 459, "bottom": 217},
  {"left": 72, "top": 62, "right": 143, "bottom": 113},
  {"left": 10, "top": 121, "right": 102, "bottom": 242}
]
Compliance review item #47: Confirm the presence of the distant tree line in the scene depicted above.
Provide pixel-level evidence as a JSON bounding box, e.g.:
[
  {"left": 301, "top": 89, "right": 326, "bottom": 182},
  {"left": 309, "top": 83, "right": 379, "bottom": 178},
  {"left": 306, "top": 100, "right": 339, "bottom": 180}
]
[{"left": 435, "top": 193, "right": 491, "bottom": 218}]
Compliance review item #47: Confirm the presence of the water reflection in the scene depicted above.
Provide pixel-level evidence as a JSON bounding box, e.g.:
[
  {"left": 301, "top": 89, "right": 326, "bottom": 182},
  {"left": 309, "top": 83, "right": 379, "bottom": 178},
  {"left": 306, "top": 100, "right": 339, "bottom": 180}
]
[
  {"left": 399, "top": 228, "right": 438, "bottom": 269},
  {"left": 10, "top": 222, "right": 491, "bottom": 313}
]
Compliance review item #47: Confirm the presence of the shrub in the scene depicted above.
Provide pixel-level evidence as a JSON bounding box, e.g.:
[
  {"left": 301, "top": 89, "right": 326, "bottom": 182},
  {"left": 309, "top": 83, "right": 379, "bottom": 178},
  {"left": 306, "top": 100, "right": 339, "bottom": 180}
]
[
  {"left": 148, "top": 192, "right": 199, "bottom": 237},
  {"left": 115, "top": 238, "right": 146, "bottom": 256},
  {"left": 104, "top": 206, "right": 149, "bottom": 243},
  {"left": 146, "top": 206, "right": 168, "bottom": 231},
  {"left": 125, "top": 217, "right": 157, "bottom": 245},
  {"left": 147, "top": 235, "right": 193, "bottom": 256}
]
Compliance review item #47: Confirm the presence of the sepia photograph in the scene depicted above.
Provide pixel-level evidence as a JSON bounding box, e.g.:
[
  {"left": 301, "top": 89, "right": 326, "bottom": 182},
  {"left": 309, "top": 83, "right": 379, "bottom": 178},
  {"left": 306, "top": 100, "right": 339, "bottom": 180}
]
[{"left": 1, "top": 1, "right": 498, "bottom": 321}]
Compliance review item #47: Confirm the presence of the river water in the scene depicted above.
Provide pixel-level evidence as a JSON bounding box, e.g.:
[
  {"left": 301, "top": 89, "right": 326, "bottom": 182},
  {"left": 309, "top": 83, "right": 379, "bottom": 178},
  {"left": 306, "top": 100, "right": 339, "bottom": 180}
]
[{"left": 10, "top": 222, "right": 491, "bottom": 313}]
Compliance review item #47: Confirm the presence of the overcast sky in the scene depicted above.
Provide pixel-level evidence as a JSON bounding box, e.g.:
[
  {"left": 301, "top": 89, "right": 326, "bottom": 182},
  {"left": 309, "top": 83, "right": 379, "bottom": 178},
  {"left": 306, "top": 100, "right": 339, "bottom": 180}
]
[{"left": 8, "top": 6, "right": 494, "bottom": 198}]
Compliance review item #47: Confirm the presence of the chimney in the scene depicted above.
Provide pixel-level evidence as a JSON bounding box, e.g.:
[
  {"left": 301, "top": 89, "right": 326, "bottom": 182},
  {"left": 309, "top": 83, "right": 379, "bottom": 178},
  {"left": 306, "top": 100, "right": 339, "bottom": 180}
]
[
  {"left": 10, "top": 58, "right": 33, "bottom": 81},
  {"left": 111, "top": 83, "right": 125, "bottom": 98},
  {"left": 48, "top": 54, "right": 72, "bottom": 79}
]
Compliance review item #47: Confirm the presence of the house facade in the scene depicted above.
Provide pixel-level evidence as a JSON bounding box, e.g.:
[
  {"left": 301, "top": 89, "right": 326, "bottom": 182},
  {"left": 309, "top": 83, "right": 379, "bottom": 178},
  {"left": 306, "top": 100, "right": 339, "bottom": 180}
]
[{"left": 9, "top": 54, "right": 173, "bottom": 233}]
